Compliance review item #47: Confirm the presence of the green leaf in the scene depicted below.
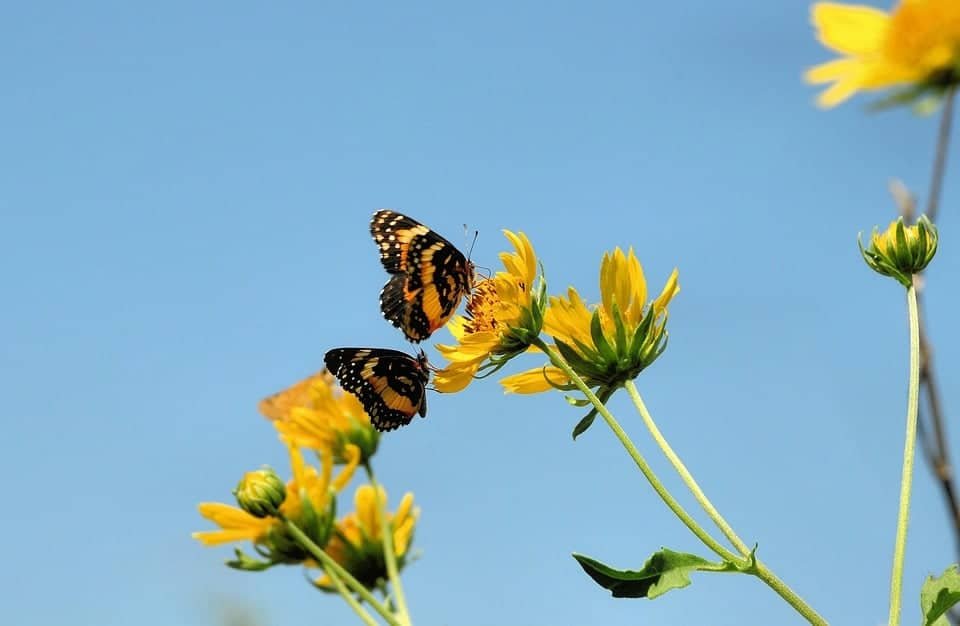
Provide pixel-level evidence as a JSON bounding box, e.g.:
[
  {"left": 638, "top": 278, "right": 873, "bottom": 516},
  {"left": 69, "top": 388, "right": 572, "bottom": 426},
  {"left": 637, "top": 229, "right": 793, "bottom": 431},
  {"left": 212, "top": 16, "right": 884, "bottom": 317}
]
[
  {"left": 922, "top": 564, "right": 960, "bottom": 626},
  {"left": 572, "top": 548, "right": 739, "bottom": 599},
  {"left": 571, "top": 410, "right": 597, "bottom": 440},
  {"left": 571, "top": 387, "right": 614, "bottom": 440}
]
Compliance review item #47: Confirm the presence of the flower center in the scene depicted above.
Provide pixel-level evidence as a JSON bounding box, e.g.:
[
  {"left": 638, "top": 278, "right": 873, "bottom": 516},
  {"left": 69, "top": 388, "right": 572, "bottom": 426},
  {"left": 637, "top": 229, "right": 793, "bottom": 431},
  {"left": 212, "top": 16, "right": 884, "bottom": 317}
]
[{"left": 463, "top": 279, "right": 501, "bottom": 334}]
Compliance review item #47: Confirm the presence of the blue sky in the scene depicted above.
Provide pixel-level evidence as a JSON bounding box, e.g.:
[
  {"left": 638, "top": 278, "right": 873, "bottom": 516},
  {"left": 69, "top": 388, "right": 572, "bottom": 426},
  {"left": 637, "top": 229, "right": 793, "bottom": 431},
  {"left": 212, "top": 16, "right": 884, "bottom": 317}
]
[{"left": 3, "top": 1, "right": 960, "bottom": 624}]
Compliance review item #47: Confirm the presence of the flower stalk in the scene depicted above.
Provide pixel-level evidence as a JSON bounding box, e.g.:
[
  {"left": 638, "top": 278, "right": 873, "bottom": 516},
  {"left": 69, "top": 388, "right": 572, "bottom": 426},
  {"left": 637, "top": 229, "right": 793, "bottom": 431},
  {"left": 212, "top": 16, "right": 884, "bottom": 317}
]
[
  {"left": 533, "top": 338, "right": 827, "bottom": 625},
  {"left": 623, "top": 380, "right": 751, "bottom": 557},
  {"left": 280, "top": 514, "right": 403, "bottom": 626},
  {"left": 364, "top": 462, "right": 412, "bottom": 626},
  {"left": 530, "top": 337, "right": 739, "bottom": 563},
  {"left": 887, "top": 284, "right": 922, "bottom": 626}
]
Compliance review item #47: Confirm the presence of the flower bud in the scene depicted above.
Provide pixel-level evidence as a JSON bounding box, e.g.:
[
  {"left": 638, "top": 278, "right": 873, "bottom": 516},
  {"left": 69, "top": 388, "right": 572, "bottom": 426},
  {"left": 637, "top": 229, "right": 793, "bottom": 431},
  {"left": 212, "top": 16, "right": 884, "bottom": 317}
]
[
  {"left": 860, "top": 215, "right": 938, "bottom": 287},
  {"left": 233, "top": 466, "right": 286, "bottom": 518}
]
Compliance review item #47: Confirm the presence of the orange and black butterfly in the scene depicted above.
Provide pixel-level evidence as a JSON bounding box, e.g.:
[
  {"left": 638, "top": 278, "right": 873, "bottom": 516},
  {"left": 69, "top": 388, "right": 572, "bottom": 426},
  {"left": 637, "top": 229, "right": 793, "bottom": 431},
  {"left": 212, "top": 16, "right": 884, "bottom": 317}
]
[
  {"left": 371, "top": 210, "right": 475, "bottom": 343},
  {"left": 324, "top": 347, "right": 431, "bottom": 432}
]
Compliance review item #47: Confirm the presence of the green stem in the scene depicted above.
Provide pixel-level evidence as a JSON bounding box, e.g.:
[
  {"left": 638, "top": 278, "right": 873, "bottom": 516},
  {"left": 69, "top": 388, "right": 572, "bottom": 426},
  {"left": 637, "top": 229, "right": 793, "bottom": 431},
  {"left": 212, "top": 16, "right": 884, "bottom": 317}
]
[
  {"left": 624, "top": 380, "right": 752, "bottom": 556},
  {"left": 532, "top": 339, "right": 738, "bottom": 563},
  {"left": 281, "top": 515, "right": 402, "bottom": 626},
  {"left": 887, "top": 285, "right": 921, "bottom": 626},
  {"left": 323, "top": 563, "right": 379, "bottom": 626},
  {"left": 364, "top": 462, "right": 412, "bottom": 626},
  {"left": 535, "top": 338, "right": 827, "bottom": 625}
]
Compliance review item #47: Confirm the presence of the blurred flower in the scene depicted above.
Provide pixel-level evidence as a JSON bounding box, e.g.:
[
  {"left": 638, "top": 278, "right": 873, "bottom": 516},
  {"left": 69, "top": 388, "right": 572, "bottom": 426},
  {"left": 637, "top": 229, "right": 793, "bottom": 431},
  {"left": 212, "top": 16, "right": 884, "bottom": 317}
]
[
  {"left": 860, "top": 215, "right": 939, "bottom": 287},
  {"left": 315, "top": 485, "right": 419, "bottom": 591},
  {"left": 259, "top": 370, "right": 378, "bottom": 468},
  {"left": 193, "top": 439, "right": 356, "bottom": 569},
  {"left": 234, "top": 466, "right": 286, "bottom": 518},
  {"left": 805, "top": 0, "right": 960, "bottom": 108},
  {"left": 433, "top": 230, "right": 546, "bottom": 392}
]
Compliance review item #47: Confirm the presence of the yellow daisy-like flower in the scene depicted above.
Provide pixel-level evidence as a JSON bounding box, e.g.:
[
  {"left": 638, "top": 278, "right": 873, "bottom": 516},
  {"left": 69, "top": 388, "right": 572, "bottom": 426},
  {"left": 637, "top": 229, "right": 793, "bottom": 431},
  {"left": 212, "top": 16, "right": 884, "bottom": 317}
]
[
  {"left": 315, "top": 485, "right": 419, "bottom": 591},
  {"left": 860, "top": 214, "right": 939, "bottom": 286},
  {"left": 193, "top": 439, "right": 357, "bottom": 569},
  {"left": 805, "top": 0, "right": 960, "bottom": 108},
  {"left": 259, "top": 370, "right": 378, "bottom": 467},
  {"left": 503, "top": 247, "right": 679, "bottom": 394},
  {"left": 433, "top": 230, "right": 546, "bottom": 393}
]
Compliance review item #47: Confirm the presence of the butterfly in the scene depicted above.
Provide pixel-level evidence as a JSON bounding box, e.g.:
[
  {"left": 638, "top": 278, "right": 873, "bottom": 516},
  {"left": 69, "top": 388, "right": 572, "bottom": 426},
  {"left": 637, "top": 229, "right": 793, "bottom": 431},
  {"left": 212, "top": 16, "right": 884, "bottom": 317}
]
[
  {"left": 324, "top": 347, "right": 431, "bottom": 432},
  {"left": 370, "top": 210, "right": 475, "bottom": 343}
]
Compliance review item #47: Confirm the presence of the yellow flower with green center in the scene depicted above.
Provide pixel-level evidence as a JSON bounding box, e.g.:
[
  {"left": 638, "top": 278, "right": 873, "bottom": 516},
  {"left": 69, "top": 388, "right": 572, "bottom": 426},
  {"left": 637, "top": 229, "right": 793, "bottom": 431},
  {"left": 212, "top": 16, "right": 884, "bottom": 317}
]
[
  {"left": 315, "top": 485, "right": 419, "bottom": 591},
  {"left": 193, "top": 439, "right": 357, "bottom": 570},
  {"left": 501, "top": 248, "right": 678, "bottom": 435},
  {"left": 805, "top": 0, "right": 960, "bottom": 108},
  {"left": 259, "top": 370, "right": 378, "bottom": 468},
  {"left": 860, "top": 215, "right": 939, "bottom": 286},
  {"left": 433, "top": 230, "right": 546, "bottom": 392}
]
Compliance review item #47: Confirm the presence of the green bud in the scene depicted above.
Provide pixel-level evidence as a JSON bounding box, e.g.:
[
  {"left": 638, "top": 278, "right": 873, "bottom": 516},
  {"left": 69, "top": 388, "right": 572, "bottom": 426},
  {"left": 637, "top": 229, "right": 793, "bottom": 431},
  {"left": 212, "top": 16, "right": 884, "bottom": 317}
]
[
  {"left": 859, "top": 215, "right": 939, "bottom": 287},
  {"left": 233, "top": 466, "right": 286, "bottom": 518}
]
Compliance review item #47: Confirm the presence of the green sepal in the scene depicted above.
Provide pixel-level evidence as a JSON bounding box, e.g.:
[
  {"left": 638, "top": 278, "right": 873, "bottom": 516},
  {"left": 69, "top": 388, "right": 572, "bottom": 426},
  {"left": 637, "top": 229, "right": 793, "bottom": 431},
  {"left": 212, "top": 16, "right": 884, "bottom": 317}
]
[
  {"left": 554, "top": 338, "right": 595, "bottom": 376},
  {"left": 628, "top": 306, "right": 657, "bottom": 361},
  {"left": 867, "top": 83, "right": 939, "bottom": 113},
  {"left": 590, "top": 309, "right": 617, "bottom": 366},
  {"left": 227, "top": 547, "right": 277, "bottom": 572},
  {"left": 921, "top": 564, "right": 960, "bottom": 626},
  {"left": 610, "top": 302, "right": 628, "bottom": 359},
  {"left": 572, "top": 547, "right": 743, "bottom": 599},
  {"left": 564, "top": 394, "right": 591, "bottom": 408}
]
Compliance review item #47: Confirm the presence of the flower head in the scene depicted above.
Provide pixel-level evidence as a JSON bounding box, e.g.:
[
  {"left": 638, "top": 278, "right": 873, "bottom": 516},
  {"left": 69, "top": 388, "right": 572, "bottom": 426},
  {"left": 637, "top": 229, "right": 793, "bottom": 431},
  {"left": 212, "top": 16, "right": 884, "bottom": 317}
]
[
  {"left": 234, "top": 466, "right": 286, "bottom": 518},
  {"left": 193, "top": 439, "right": 356, "bottom": 570},
  {"left": 433, "top": 230, "right": 547, "bottom": 392},
  {"left": 501, "top": 248, "right": 677, "bottom": 437},
  {"left": 315, "top": 485, "right": 419, "bottom": 591},
  {"left": 860, "top": 215, "right": 939, "bottom": 286},
  {"left": 805, "top": 0, "right": 960, "bottom": 108},
  {"left": 259, "top": 370, "right": 378, "bottom": 467}
]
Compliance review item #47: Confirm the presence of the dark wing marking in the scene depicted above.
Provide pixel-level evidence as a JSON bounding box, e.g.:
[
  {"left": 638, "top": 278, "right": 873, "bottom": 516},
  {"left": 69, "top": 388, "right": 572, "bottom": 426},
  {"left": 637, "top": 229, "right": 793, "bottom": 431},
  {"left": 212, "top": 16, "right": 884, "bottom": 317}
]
[
  {"left": 324, "top": 347, "right": 430, "bottom": 432},
  {"left": 370, "top": 209, "right": 474, "bottom": 343}
]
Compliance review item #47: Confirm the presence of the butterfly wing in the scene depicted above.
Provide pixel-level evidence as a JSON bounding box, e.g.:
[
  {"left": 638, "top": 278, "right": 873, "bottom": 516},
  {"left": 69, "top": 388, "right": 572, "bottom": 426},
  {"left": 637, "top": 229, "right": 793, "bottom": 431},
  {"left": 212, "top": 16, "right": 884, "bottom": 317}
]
[
  {"left": 371, "top": 210, "right": 473, "bottom": 342},
  {"left": 324, "top": 347, "right": 430, "bottom": 432}
]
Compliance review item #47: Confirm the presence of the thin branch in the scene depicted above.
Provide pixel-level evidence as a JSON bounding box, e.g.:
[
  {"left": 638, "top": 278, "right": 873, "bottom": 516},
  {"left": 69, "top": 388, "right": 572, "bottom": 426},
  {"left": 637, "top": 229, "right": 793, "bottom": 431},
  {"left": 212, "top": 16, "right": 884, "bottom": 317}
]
[{"left": 926, "top": 88, "right": 956, "bottom": 222}]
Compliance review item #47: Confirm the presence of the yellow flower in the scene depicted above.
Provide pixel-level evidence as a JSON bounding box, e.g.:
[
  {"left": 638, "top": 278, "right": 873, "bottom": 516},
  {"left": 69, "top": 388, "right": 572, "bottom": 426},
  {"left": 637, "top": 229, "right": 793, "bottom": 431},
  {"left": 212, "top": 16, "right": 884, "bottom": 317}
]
[
  {"left": 259, "top": 370, "right": 378, "bottom": 468},
  {"left": 433, "top": 230, "right": 546, "bottom": 392},
  {"left": 503, "top": 247, "right": 678, "bottom": 393},
  {"left": 315, "top": 485, "right": 419, "bottom": 591},
  {"left": 860, "top": 215, "right": 939, "bottom": 286},
  {"left": 193, "top": 439, "right": 357, "bottom": 570},
  {"left": 501, "top": 247, "right": 677, "bottom": 438},
  {"left": 805, "top": 0, "right": 960, "bottom": 108}
]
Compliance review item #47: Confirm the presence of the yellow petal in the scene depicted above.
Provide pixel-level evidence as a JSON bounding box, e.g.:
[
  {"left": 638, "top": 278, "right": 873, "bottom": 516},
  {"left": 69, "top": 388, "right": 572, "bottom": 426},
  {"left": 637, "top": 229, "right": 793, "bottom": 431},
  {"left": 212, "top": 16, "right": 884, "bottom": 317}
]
[
  {"left": 332, "top": 444, "right": 360, "bottom": 492},
  {"left": 652, "top": 268, "right": 680, "bottom": 315},
  {"left": 433, "top": 361, "right": 481, "bottom": 392},
  {"left": 500, "top": 366, "right": 569, "bottom": 394},
  {"left": 355, "top": 485, "right": 383, "bottom": 539},
  {"left": 394, "top": 492, "right": 415, "bottom": 527},
  {"left": 626, "top": 248, "right": 647, "bottom": 326},
  {"left": 811, "top": 3, "right": 889, "bottom": 55}
]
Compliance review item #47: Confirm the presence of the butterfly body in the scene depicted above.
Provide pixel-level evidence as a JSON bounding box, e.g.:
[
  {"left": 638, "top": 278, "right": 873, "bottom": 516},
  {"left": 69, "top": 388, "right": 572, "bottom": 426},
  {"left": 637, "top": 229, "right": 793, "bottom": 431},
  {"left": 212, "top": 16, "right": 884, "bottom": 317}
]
[
  {"left": 324, "top": 347, "right": 430, "bottom": 432},
  {"left": 371, "top": 210, "right": 474, "bottom": 343}
]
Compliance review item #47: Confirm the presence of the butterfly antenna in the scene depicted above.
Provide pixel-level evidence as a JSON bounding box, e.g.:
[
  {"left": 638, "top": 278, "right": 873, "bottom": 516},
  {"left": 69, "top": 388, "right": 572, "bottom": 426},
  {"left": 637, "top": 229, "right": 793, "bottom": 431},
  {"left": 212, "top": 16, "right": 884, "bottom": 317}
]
[{"left": 462, "top": 223, "right": 480, "bottom": 262}]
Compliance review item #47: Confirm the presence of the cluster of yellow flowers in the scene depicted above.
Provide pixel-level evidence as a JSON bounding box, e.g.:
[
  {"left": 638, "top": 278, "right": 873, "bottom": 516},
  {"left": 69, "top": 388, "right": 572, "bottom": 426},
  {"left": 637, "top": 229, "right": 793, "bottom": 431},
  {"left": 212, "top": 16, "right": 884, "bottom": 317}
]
[
  {"left": 193, "top": 370, "right": 418, "bottom": 591},
  {"left": 429, "top": 230, "right": 680, "bottom": 438}
]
